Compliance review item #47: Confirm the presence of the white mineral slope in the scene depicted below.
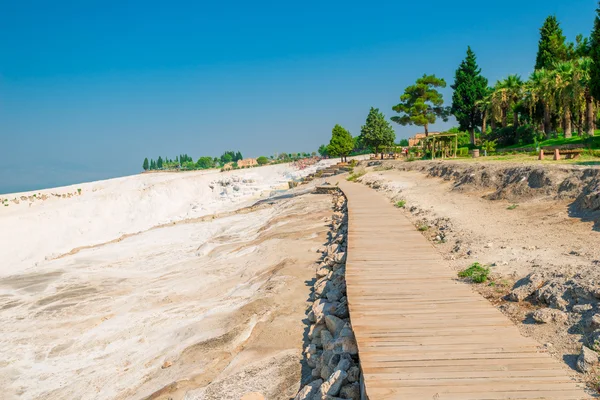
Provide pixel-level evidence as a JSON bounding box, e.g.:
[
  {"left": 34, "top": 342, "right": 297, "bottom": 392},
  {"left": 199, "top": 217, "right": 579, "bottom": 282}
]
[{"left": 0, "top": 160, "right": 337, "bottom": 276}]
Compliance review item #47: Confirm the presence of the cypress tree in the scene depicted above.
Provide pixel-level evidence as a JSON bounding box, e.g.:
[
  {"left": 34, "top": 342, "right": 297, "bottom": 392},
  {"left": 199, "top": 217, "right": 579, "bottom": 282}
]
[
  {"left": 451, "top": 46, "right": 489, "bottom": 145},
  {"left": 157, "top": 156, "right": 163, "bottom": 169},
  {"left": 150, "top": 159, "right": 156, "bottom": 170},
  {"left": 328, "top": 124, "right": 354, "bottom": 162},
  {"left": 590, "top": 3, "right": 600, "bottom": 101},
  {"left": 535, "top": 16, "right": 567, "bottom": 70},
  {"left": 143, "top": 158, "right": 149, "bottom": 171}
]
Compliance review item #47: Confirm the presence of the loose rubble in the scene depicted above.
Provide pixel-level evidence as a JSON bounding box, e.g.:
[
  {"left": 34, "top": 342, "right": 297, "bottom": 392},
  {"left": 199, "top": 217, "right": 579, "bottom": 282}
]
[{"left": 295, "top": 191, "right": 362, "bottom": 400}]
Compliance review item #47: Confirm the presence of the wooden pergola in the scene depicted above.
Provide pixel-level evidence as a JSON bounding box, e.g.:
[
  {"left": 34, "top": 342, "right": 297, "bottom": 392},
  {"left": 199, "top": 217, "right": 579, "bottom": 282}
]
[{"left": 421, "top": 134, "right": 458, "bottom": 159}]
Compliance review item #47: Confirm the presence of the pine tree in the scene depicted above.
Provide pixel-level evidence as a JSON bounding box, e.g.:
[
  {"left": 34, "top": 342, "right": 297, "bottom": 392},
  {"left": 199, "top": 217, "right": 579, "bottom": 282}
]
[
  {"left": 150, "top": 159, "right": 156, "bottom": 170},
  {"left": 327, "top": 124, "right": 354, "bottom": 162},
  {"left": 359, "top": 107, "right": 396, "bottom": 158},
  {"left": 235, "top": 151, "right": 243, "bottom": 161},
  {"left": 590, "top": 3, "right": 600, "bottom": 102},
  {"left": 391, "top": 74, "right": 449, "bottom": 136},
  {"left": 157, "top": 156, "right": 163, "bottom": 169},
  {"left": 535, "top": 16, "right": 567, "bottom": 71},
  {"left": 143, "top": 158, "right": 149, "bottom": 171},
  {"left": 451, "top": 46, "right": 489, "bottom": 145}
]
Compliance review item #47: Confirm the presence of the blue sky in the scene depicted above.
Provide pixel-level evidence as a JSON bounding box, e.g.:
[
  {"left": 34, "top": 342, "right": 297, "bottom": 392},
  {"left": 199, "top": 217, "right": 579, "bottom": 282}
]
[{"left": 0, "top": 0, "right": 597, "bottom": 193}]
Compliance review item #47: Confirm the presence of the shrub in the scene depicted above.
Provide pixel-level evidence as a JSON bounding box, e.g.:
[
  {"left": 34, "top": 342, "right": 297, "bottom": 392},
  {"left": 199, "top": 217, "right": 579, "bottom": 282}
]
[
  {"left": 457, "top": 147, "right": 470, "bottom": 157},
  {"left": 507, "top": 204, "right": 519, "bottom": 210},
  {"left": 77, "top": 188, "right": 82, "bottom": 195},
  {"left": 458, "top": 262, "right": 490, "bottom": 283},
  {"left": 417, "top": 224, "right": 429, "bottom": 231},
  {"left": 395, "top": 200, "right": 406, "bottom": 208},
  {"left": 349, "top": 159, "right": 358, "bottom": 167},
  {"left": 256, "top": 156, "right": 269, "bottom": 165},
  {"left": 347, "top": 171, "right": 366, "bottom": 182}
]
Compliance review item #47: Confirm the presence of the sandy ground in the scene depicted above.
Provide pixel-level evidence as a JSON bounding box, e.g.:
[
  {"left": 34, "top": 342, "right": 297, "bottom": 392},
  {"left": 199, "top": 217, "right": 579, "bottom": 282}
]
[
  {"left": 357, "top": 161, "right": 600, "bottom": 380},
  {"left": 0, "top": 191, "right": 332, "bottom": 399}
]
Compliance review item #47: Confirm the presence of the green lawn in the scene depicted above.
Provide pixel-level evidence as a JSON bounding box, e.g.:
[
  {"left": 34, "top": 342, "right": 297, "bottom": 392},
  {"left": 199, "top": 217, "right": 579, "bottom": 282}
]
[{"left": 500, "top": 131, "right": 600, "bottom": 150}]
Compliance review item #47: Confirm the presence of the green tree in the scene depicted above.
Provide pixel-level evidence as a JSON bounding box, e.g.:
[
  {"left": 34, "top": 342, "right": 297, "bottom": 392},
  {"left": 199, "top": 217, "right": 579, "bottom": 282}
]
[
  {"left": 398, "top": 139, "right": 409, "bottom": 146},
  {"left": 535, "top": 16, "right": 568, "bottom": 71},
  {"left": 222, "top": 153, "right": 233, "bottom": 164},
  {"left": 196, "top": 156, "right": 214, "bottom": 169},
  {"left": 451, "top": 47, "right": 489, "bottom": 145},
  {"left": 150, "top": 159, "right": 156, "bottom": 170},
  {"left": 391, "top": 74, "right": 449, "bottom": 136},
  {"left": 327, "top": 124, "right": 354, "bottom": 162},
  {"left": 590, "top": 3, "right": 600, "bottom": 131},
  {"left": 257, "top": 156, "right": 269, "bottom": 165},
  {"left": 360, "top": 107, "right": 396, "bottom": 159},
  {"left": 318, "top": 144, "right": 329, "bottom": 157},
  {"left": 157, "top": 156, "right": 163, "bottom": 169},
  {"left": 143, "top": 158, "right": 149, "bottom": 171},
  {"left": 235, "top": 151, "right": 243, "bottom": 161}
]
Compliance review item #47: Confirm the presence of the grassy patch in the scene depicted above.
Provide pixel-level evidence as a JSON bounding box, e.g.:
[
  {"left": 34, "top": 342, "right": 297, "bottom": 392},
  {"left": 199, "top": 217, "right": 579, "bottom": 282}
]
[
  {"left": 507, "top": 204, "right": 519, "bottom": 210},
  {"left": 458, "top": 262, "right": 490, "bottom": 283},
  {"left": 347, "top": 171, "right": 366, "bottom": 182},
  {"left": 395, "top": 200, "right": 406, "bottom": 208},
  {"left": 417, "top": 224, "right": 429, "bottom": 231}
]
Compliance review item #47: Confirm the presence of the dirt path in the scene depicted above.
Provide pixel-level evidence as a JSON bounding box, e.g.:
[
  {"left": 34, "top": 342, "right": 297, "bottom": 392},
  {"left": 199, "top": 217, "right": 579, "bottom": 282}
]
[{"left": 354, "top": 160, "right": 600, "bottom": 388}]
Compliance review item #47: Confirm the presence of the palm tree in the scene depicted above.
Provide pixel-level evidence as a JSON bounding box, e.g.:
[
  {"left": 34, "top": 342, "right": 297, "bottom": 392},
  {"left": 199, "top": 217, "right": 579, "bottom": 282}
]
[
  {"left": 576, "top": 57, "right": 595, "bottom": 136},
  {"left": 553, "top": 61, "right": 576, "bottom": 138},
  {"left": 475, "top": 88, "right": 494, "bottom": 136},
  {"left": 492, "top": 75, "right": 524, "bottom": 142},
  {"left": 526, "top": 69, "right": 555, "bottom": 138}
]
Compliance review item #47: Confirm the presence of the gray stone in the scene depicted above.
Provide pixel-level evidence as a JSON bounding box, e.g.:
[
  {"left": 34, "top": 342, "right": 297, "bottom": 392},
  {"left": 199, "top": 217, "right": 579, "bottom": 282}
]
[
  {"left": 325, "top": 315, "right": 346, "bottom": 337},
  {"left": 347, "top": 366, "right": 360, "bottom": 383},
  {"left": 321, "top": 364, "right": 333, "bottom": 380},
  {"left": 588, "top": 314, "right": 600, "bottom": 329},
  {"left": 321, "top": 330, "right": 334, "bottom": 350},
  {"left": 311, "top": 367, "right": 321, "bottom": 379},
  {"left": 332, "top": 302, "right": 349, "bottom": 319},
  {"left": 573, "top": 304, "right": 593, "bottom": 313},
  {"left": 294, "top": 379, "right": 323, "bottom": 400},
  {"left": 576, "top": 346, "right": 599, "bottom": 373},
  {"left": 339, "top": 383, "right": 361, "bottom": 400},
  {"left": 326, "top": 288, "right": 343, "bottom": 302},
  {"left": 319, "top": 370, "right": 348, "bottom": 397},
  {"left": 305, "top": 344, "right": 317, "bottom": 355},
  {"left": 508, "top": 273, "right": 544, "bottom": 302},
  {"left": 306, "top": 352, "right": 318, "bottom": 368},
  {"left": 339, "top": 335, "right": 359, "bottom": 355},
  {"left": 532, "top": 308, "right": 568, "bottom": 324},
  {"left": 335, "top": 357, "right": 351, "bottom": 372},
  {"left": 316, "top": 266, "right": 331, "bottom": 278},
  {"left": 309, "top": 323, "right": 326, "bottom": 340},
  {"left": 313, "top": 299, "right": 335, "bottom": 324},
  {"left": 307, "top": 310, "right": 316, "bottom": 322}
]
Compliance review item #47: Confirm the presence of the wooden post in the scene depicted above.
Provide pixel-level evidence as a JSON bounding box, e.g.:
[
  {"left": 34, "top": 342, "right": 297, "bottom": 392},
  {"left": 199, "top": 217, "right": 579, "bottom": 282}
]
[
  {"left": 553, "top": 149, "right": 560, "bottom": 161},
  {"left": 538, "top": 149, "right": 544, "bottom": 160}
]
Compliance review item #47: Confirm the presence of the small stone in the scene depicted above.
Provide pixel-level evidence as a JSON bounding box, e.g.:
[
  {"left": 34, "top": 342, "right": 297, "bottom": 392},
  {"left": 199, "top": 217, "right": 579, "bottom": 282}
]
[
  {"left": 294, "top": 379, "right": 322, "bottom": 400},
  {"left": 325, "top": 315, "right": 346, "bottom": 337},
  {"left": 305, "top": 344, "right": 317, "bottom": 355},
  {"left": 589, "top": 314, "right": 600, "bottom": 329},
  {"left": 532, "top": 308, "right": 568, "bottom": 324},
  {"left": 319, "top": 370, "right": 348, "bottom": 397},
  {"left": 576, "top": 346, "right": 599, "bottom": 373},
  {"left": 573, "top": 304, "right": 593, "bottom": 313},
  {"left": 161, "top": 361, "right": 172, "bottom": 369},
  {"left": 340, "top": 335, "right": 359, "bottom": 355},
  {"left": 339, "top": 383, "right": 361, "bottom": 400},
  {"left": 309, "top": 323, "right": 326, "bottom": 340},
  {"left": 508, "top": 273, "right": 544, "bottom": 302},
  {"left": 321, "top": 365, "right": 333, "bottom": 380},
  {"left": 307, "top": 310, "right": 316, "bottom": 322},
  {"left": 335, "top": 357, "right": 352, "bottom": 372},
  {"left": 347, "top": 366, "right": 360, "bottom": 383},
  {"left": 316, "top": 266, "right": 331, "bottom": 278},
  {"left": 326, "top": 288, "right": 343, "bottom": 302},
  {"left": 321, "top": 330, "right": 334, "bottom": 350}
]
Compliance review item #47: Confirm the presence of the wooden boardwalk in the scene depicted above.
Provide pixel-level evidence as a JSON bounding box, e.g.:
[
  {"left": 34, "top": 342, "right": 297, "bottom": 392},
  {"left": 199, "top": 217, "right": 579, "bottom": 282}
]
[{"left": 337, "top": 180, "right": 592, "bottom": 400}]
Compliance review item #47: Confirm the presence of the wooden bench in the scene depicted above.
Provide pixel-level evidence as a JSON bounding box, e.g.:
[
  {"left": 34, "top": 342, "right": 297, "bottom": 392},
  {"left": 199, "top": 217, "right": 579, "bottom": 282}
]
[{"left": 540, "top": 148, "right": 584, "bottom": 160}]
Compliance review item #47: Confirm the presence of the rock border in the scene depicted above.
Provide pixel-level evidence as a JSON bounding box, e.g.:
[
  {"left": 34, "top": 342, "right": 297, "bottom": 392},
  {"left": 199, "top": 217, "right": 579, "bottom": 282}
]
[{"left": 295, "top": 191, "right": 362, "bottom": 400}]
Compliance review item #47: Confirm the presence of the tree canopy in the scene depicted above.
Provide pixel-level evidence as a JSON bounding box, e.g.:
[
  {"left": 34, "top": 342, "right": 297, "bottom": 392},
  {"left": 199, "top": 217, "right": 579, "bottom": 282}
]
[
  {"left": 451, "top": 47, "right": 489, "bottom": 144},
  {"left": 143, "top": 158, "right": 149, "bottom": 171},
  {"left": 391, "top": 74, "right": 449, "bottom": 136},
  {"left": 318, "top": 144, "right": 329, "bottom": 157},
  {"left": 327, "top": 124, "right": 354, "bottom": 162},
  {"left": 359, "top": 107, "right": 396, "bottom": 155},
  {"left": 535, "top": 16, "right": 568, "bottom": 71}
]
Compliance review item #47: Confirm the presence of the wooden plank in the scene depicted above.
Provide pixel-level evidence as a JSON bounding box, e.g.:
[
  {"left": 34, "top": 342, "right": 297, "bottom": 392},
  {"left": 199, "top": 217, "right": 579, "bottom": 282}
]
[{"left": 336, "top": 180, "right": 593, "bottom": 400}]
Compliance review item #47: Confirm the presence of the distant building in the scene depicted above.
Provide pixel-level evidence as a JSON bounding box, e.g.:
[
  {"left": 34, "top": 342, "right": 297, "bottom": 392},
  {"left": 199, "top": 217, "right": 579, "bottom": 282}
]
[
  {"left": 408, "top": 132, "right": 441, "bottom": 147},
  {"left": 237, "top": 158, "right": 258, "bottom": 168}
]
